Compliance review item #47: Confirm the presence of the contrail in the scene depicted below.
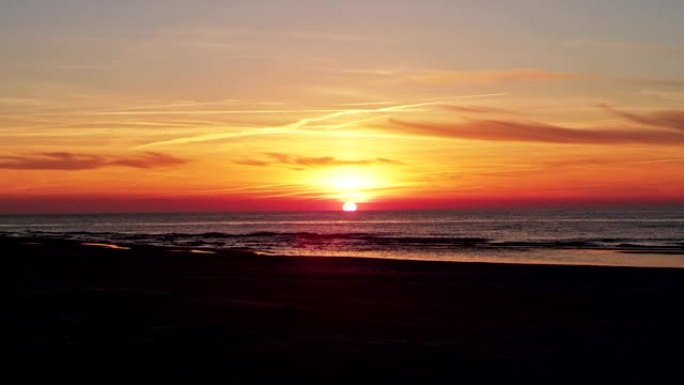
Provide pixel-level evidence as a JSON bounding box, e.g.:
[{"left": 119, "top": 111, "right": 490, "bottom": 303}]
[{"left": 133, "top": 93, "right": 505, "bottom": 149}]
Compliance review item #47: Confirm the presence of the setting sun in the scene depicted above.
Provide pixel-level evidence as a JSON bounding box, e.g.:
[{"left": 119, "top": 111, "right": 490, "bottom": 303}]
[{"left": 342, "top": 201, "right": 358, "bottom": 212}]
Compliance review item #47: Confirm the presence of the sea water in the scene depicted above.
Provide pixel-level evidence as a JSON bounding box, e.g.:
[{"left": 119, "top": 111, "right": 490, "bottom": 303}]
[{"left": 1, "top": 208, "right": 683, "bottom": 267}]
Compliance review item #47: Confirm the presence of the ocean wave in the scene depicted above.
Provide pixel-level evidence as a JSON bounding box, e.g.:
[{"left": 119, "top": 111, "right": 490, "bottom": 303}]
[{"left": 5, "top": 230, "right": 682, "bottom": 254}]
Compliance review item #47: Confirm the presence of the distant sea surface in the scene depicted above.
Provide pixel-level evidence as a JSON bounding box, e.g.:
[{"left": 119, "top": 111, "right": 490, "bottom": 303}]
[{"left": 2, "top": 209, "right": 683, "bottom": 268}]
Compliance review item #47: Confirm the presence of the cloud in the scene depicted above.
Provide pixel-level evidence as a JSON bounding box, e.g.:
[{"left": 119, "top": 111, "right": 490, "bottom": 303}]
[
  {"left": 107, "top": 152, "right": 187, "bottom": 168},
  {"left": 638, "top": 90, "right": 684, "bottom": 100},
  {"left": 0, "top": 97, "right": 46, "bottom": 108},
  {"left": 134, "top": 94, "right": 506, "bottom": 149},
  {"left": 387, "top": 118, "right": 684, "bottom": 145},
  {"left": 0, "top": 152, "right": 187, "bottom": 170},
  {"left": 305, "top": 65, "right": 407, "bottom": 77},
  {"left": 234, "top": 152, "right": 403, "bottom": 169},
  {"left": 439, "top": 104, "right": 512, "bottom": 114},
  {"left": 569, "top": 40, "right": 684, "bottom": 56},
  {"left": 287, "top": 31, "right": 386, "bottom": 44},
  {"left": 612, "top": 76, "right": 684, "bottom": 87},
  {"left": 601, "top": 105, "right": 684, "bottom": 131},
  {"left": 406, "top": 69, "right": 577, "bottom": 85}
]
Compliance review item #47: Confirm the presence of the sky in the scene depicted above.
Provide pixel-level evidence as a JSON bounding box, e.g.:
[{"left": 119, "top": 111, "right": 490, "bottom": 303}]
[{"left": 1, "top": 0, "right": 683, "bottom": 213}]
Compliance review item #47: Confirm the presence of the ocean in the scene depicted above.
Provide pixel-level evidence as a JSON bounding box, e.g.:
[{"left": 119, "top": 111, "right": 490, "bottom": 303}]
[{"left": 2, "top": 208, "right": 683, "bottom": 268}]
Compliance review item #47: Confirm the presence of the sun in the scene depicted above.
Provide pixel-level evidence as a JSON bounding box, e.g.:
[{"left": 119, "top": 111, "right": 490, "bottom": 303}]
[{"left": 342, "top": 201, "right": 358, "bottom": 212}]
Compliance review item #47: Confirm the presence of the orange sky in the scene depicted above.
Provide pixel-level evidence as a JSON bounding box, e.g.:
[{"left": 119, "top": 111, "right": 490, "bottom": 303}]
[{"left": 1, "top": 1, "right": 683, "bottom": 213}]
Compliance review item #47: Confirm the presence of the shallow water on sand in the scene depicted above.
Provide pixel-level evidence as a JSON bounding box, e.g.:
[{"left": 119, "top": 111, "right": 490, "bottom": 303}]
[{"left": 1, "top": 208, "right": 683, "bottom": 267}]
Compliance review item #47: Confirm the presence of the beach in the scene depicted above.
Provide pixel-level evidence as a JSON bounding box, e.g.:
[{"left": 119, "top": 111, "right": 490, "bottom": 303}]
[{"left": 4, "top": 235, "right": 684, "bottom": 384}]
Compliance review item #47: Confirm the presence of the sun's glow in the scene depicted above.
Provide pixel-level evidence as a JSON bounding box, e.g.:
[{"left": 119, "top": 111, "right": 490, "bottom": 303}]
[
  {"left": 330, "top": 173, "right": 375, "bottom": 191},
  {"left": 310, "top": 167, "right": 387, "bottom": 204},
  {"left": 342, "top": 201, "right": 358, "bottom": 212}
]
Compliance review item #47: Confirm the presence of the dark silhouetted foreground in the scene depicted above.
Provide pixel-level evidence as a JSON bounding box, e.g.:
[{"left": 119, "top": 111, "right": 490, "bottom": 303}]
[{"left": 3, "top": 236, "right": 684, "bottom": 384}]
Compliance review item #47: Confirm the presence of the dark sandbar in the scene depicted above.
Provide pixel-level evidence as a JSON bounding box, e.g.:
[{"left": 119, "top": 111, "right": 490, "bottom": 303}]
[{"left": 3, "top": 236, "right": 684, "bottom": 384}]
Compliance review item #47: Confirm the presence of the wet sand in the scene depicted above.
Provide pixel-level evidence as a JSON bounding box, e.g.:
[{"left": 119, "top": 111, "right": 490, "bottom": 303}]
[{"left": 4, "top": 236, "right": 684, "bottom": 384}]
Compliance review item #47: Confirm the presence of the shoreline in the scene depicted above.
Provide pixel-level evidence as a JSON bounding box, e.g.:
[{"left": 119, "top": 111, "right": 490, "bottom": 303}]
[
  {"left": 5, "top": 233, "right": 684, "bottom": 269},
  {"left": 4, "top": 235, "right": 684, "bottom": 384}
]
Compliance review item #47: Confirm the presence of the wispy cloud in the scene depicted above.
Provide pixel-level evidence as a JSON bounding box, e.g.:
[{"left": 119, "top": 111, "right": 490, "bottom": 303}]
[
  {"left": 308, "top": 66, "right": 578, "bottom": 84},
  {"left": 305, "top": 65, "right": 407, "bottom": 77},
  {"left": 287, "top": 30, "right": 386, "bottom": 44},
  {"left": 387, "top": 118, "right": 684, "bottom": 145},
  {"left": 0, "top": 152, "right": 187, "bottom": 170},
  {"left": 569, "top": 40, "right": 684, "bottom": 56},
  {"left": 439, "top": 104, "right": 512, "bottom": 114},
  {"left": 234, "top": 152, "right": 403, "bottom": 169},
  {"left": 614, "top": 76, "right": 684, "bottom": 87},
  {"left": 601, "top": 105, "right": 684, "bottom": 131},
  {"left": 134, "top": 94, "right": 504, "bottom": 149},
  {"left": 405, "top": 69, "right": 578, "bottom": 85},
  {"left": 0, "top": 97, "right": 46, "bottom": 108},
  {"left": 638, "top": 89, "right": 684, "bottom": 100}
]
